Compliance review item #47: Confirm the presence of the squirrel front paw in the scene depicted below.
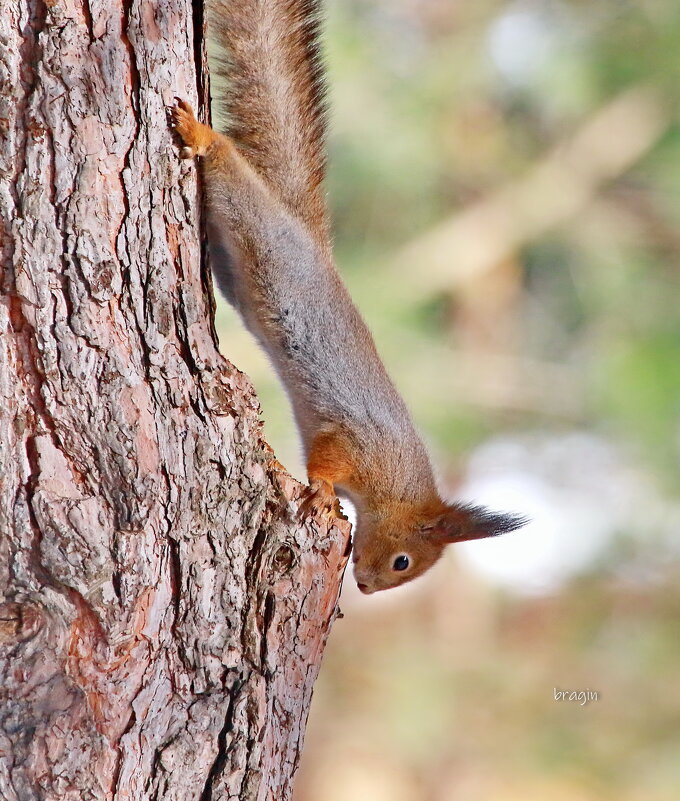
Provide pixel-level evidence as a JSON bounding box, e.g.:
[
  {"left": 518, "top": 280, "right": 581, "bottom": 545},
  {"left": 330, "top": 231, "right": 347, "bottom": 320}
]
[
  {"left": 169, "top": 98, "right": 212, "bottom": 158},
  {"left": 299, "top": 478, "right": 339, "bottom": 520}
]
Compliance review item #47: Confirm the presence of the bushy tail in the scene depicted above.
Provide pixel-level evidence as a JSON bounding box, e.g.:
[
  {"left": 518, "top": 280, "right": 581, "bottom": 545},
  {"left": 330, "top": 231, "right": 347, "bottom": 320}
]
[{"left": 209, "top": 0, "right": 329, "bottom": 241}]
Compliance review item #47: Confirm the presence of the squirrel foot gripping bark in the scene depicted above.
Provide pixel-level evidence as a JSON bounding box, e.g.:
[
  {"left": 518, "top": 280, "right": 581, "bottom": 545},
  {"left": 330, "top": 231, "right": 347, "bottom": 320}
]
[{"left": 169, "top": 99, "right": 216, "bottom": 159}]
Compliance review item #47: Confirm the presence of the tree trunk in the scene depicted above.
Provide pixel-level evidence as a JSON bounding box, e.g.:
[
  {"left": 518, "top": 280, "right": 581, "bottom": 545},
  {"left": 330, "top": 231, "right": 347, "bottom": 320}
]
[{"left": 0, "top": 2, "right": 350, "bottom": 799}]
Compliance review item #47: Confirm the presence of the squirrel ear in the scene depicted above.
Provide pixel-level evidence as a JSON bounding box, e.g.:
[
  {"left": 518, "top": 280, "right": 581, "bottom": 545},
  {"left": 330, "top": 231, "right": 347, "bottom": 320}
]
[{"left": 431, "top": 503, "right": 527, "bottom": 544}]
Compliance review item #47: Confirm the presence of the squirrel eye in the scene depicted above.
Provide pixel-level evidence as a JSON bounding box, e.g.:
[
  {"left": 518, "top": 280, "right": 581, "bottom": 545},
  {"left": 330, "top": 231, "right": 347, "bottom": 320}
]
[{"left": 393, "top": 554, "right": 410, "bottom": 572}]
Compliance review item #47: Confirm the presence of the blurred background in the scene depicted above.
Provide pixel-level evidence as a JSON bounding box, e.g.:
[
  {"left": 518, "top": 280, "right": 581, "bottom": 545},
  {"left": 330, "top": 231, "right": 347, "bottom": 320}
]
[{"left": 212, "top": 0, "right": 680, "bottom": 798}]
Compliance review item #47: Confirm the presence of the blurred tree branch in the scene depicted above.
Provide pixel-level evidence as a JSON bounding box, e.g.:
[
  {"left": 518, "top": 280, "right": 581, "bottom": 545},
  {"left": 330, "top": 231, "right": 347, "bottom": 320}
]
[{"left": 392, "top": 85, "right": 670, "bottom": 297}]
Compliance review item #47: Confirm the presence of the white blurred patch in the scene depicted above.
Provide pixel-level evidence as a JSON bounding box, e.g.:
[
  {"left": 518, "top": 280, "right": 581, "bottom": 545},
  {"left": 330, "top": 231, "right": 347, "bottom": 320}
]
[
  {"left": 454, "top": 432, "right": 676, "bottom": 595},
  {"left": 486, "top": 0, "right": 578, "bottom": 88},
  {"left": 455, "top": 471, "right": 610, "bottom": 596}
]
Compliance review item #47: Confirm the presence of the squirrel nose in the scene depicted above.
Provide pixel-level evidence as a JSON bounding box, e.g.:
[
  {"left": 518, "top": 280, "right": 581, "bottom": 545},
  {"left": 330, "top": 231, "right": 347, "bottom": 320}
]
[{"left": 357, "top": 582, "right": 373, "bottom": 594}]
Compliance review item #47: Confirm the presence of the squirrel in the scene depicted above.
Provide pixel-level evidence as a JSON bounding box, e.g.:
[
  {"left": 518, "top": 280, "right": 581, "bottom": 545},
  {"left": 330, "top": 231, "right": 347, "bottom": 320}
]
[{"left": 169, "top": 0, "right": 525, "bottom": 594}]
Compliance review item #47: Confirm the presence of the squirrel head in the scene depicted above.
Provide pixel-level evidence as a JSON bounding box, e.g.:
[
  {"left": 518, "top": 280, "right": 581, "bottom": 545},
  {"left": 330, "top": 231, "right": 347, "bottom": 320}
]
[{"left": 352, "top": 501, "right": 526, "bottom": 594}]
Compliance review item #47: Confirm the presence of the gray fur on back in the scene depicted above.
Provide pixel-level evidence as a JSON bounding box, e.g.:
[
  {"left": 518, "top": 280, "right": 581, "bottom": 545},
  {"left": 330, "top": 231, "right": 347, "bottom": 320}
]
[{"left": 205, "top": 164, "right": 435, "bottom": 504}]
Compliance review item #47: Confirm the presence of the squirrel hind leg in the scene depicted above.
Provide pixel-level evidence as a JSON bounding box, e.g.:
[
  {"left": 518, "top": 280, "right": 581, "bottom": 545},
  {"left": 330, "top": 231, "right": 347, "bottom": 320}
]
[
  {"left": 300, "top": 429, "right": 354, "bottom": 520},
  {"left": 169, "top": 98, "right": 216, "bottom": 158}
]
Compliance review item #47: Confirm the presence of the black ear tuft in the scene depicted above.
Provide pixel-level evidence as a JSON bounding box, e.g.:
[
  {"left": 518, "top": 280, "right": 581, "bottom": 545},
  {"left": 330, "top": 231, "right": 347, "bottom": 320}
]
[{"left": 436, "top": 503, "right": 528, "bottom": 543}]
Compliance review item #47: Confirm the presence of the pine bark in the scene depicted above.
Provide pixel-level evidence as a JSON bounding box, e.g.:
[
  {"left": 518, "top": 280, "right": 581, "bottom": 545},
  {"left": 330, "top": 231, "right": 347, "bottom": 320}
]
[{"left": 0, "top": 2, "right": 350, "bottom": 799}]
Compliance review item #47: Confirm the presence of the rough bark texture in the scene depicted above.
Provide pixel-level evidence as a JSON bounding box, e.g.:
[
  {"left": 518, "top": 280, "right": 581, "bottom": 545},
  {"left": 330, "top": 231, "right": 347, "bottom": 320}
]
[{"left": 0, "top": 2, "right": 350, "bottom": 800}]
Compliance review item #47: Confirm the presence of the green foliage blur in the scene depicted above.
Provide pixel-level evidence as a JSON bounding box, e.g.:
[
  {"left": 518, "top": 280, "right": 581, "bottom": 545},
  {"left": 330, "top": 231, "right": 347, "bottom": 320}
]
[{"left": 212, "top": 0, "right": 680, "bottom": 798}]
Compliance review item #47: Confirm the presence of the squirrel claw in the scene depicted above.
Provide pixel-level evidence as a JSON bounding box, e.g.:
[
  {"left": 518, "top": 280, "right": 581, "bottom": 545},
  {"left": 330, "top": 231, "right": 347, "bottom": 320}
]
[
  {"left": 173, "top": 97, "right": 194, "bottom": 114},
  {"left": 299, "top": 479, "right": 338, "bottom": 521},
  {"left": 168, "top": 98, "right": 203, "bottom": 158}
]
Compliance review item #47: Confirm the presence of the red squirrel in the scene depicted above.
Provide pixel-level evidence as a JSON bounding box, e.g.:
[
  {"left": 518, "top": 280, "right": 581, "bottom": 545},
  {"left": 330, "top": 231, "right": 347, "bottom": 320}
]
[{"left": 169, "top": 0, "right": 525, "bottom": 594}]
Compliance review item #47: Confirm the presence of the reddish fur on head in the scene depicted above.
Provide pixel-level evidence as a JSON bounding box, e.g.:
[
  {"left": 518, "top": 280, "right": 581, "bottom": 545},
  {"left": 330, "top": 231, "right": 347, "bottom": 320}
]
[{"left": 352, "top": 500, "right": 526, "bottom": 594}]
